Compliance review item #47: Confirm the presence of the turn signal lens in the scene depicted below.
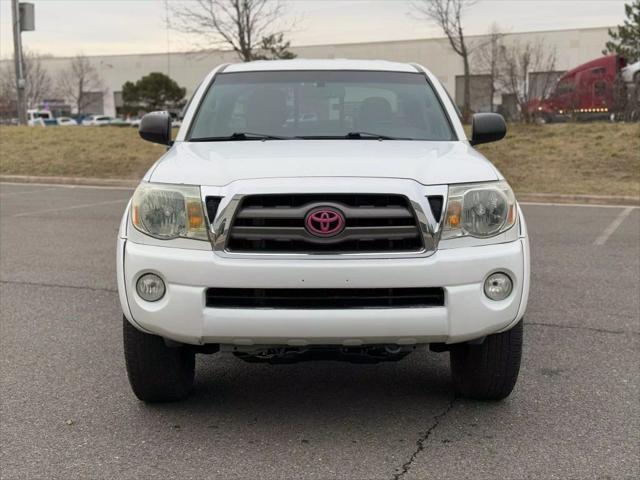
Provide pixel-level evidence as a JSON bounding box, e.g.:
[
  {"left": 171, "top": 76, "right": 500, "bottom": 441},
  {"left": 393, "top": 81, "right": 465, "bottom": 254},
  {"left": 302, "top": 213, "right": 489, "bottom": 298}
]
[
  {"left": 507, "top": 204, "right": 516, "bottom": 225},
  {"left": 187, "top": 201, "right": 204, "bottom": 229},
  {"left": 132, "top": 205, "right": 139, "bottom": 225},
  {"left": 445, "top": 200, "right": 462, "bottom": 228}
]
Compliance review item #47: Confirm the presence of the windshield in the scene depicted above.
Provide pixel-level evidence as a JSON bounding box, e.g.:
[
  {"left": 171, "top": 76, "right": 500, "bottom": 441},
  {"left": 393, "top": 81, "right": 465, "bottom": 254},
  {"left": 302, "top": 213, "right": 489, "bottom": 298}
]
[{"left": 188, "top": 70, "right": 455, "bottom": 141}]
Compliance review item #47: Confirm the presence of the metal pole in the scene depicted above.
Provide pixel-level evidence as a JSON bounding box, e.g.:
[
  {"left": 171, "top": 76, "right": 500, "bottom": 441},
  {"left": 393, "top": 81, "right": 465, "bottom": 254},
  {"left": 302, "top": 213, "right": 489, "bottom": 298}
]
[
  {"left": 164, "top": 0, "right": 171, "bottom": 77},
  {"left": 11, "top": 0, "right": 27, "bottom": 125}
]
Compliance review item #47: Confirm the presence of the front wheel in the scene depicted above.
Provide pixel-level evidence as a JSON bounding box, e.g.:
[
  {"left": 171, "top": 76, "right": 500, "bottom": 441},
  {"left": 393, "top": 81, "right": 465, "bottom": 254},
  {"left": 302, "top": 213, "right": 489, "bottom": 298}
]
[
  {"left": 449, "top": 320, "right": 523, "bottom": 401},
  {"left": 123, "top": 317, "right": 195, "bottom": 402}
]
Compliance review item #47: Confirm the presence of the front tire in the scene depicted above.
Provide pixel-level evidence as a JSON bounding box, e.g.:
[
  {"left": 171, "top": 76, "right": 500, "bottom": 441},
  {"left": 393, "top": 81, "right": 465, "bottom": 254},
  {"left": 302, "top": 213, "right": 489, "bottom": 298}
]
[
  {"left": 450, "top": 320, "right": 523, "bottom": 401},
  {"left": 123, "top": 317, "right": 195, "bottom": 402}
]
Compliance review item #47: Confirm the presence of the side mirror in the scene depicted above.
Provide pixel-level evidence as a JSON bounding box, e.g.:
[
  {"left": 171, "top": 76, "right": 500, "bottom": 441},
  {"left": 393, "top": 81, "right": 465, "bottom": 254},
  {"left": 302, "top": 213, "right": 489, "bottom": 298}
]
[
  {"left": 470, "top": 113, "right": 506, "bottom": 146},
  {"left": 139, "top": 111, "right": 172, "bottom": 145}
]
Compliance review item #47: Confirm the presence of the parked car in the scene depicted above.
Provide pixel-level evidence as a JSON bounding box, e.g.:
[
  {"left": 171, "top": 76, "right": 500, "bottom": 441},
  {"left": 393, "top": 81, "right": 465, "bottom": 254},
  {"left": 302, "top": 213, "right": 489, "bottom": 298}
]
[
  {"left": 119, "top": 59, "right": 529, "bottom": 403},
  {"left": 74, "top": 114, "right": 91, "bottom": 125},
  {"left": 27, "top": 109, "right": 54, "bottom": 127},
  {"left": 82, "top": 115, "right": 113, "bottom": 126},
  {"left": 56, "top": 116, "right": 78, "bottom": 126}
]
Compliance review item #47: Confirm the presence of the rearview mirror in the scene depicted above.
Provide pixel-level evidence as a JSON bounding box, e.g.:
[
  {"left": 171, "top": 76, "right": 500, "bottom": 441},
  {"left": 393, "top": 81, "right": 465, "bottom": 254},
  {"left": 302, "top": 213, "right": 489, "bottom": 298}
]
[
  {"left": 139, "top": 111, "right": 172, "bottom": 145},
  {"left": 470, "top": 113, "right": 506, "bottom": 146}
]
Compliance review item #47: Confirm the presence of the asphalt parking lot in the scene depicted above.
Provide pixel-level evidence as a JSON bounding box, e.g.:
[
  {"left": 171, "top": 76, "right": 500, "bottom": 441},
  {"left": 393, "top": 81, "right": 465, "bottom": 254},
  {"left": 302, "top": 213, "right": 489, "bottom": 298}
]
[{"left": 1, "top": 182, "right": 638, "bottom": 479}]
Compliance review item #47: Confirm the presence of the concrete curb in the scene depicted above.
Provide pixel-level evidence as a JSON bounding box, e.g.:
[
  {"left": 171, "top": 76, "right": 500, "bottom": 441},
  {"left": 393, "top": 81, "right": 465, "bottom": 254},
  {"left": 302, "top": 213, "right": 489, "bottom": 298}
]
[
  {"left": 516, "top": 192, "right": 639, "bottom": 206},
  {"left": 2, "top": 175, "right": 639, "bottom": 206},
  {"left": 0, "top": 175, "right": 139, "bottom": 188}
]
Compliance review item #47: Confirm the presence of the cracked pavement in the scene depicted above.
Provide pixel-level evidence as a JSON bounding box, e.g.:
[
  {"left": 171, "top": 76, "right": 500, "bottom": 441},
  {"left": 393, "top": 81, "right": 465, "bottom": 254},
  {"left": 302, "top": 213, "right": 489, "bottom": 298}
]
[
  {"left": 392, "top": 398, "right": 457, "bottom": 480},
  {"left": 1, "top": 183, "right": 638, "bottom": 479}
]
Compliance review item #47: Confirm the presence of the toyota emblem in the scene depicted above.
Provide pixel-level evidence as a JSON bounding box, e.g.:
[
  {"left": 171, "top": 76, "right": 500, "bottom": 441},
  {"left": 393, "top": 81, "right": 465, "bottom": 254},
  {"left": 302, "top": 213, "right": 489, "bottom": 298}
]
[{"left": 305, "top": 207, "right": 346, "bottom": 237}]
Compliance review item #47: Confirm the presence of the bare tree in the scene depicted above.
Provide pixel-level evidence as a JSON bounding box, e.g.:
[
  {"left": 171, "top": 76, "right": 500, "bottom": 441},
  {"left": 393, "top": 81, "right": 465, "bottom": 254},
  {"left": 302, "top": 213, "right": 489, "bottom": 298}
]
[
  {"left": 168, "top": 0, "right": 295, "bottom": 61},
  {"left": 472, "top": 23, "right": 504, "bottom": 113},
  {"left": 0, "top": 50, "right": 54, "bottom": 111},
  {"left": 498, "top": 40, "right": 557, "bottom": 123},
  {"left": 0, "top": 65, "right": 18, "bottom": 120},
  {"left": 57, "top": 54, "right": 104, "bottom": 114},
  {"left": 411, "top": 0, "right": 477, "bottom": 122}
]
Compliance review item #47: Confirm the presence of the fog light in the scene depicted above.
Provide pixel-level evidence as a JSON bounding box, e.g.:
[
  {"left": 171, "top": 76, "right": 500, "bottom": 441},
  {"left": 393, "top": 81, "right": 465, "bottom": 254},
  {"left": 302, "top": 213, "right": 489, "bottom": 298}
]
[
  {"left": 136, "top": 273, "right": 165, "bottom": 302},
  {"left": 484, "top": 272, "right": 512, "bottom": 301}
]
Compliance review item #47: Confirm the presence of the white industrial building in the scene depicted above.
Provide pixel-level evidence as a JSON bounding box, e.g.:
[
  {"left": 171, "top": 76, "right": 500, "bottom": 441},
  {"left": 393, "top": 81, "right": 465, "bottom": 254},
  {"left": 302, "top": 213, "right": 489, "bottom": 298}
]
[{"left": 6, "top": 26, "right": 614, "bottom": 118}]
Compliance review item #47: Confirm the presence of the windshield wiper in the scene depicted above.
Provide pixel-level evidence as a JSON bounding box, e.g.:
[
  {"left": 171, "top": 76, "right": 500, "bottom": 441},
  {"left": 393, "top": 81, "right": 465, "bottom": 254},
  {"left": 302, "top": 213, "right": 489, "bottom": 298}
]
[
  {"left": 345, "top": 131, "right": 410, "bottom": 140},
  {"left": 190, "top": 132, "right": 290, "bottom": 141}
]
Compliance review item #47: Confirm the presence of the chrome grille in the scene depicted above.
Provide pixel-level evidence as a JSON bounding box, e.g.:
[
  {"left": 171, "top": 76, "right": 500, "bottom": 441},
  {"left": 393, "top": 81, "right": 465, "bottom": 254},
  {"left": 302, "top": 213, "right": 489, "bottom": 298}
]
[{"left": 226, "top": 194, "right": 423, "bottom": 253}]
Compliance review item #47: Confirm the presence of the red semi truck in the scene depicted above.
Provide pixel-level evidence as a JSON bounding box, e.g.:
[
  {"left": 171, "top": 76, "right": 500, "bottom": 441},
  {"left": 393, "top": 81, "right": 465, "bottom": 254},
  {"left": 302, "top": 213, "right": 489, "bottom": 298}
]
[{"left": 529, "top": 55, "right": 632, "bottom": 122}]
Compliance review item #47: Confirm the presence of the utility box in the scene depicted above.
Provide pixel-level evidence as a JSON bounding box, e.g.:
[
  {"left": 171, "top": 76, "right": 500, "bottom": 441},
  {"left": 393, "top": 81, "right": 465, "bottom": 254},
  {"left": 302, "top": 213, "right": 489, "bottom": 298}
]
[{"left": 19, "top": 2, "right": 35, "bottom": 31}]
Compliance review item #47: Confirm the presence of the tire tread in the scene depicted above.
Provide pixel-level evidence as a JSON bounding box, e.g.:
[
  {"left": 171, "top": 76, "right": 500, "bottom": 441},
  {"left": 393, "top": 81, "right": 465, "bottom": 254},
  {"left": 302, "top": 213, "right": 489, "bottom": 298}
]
[
  {"left": 123, "top": 317, "right": 195, "bottom": 403},
  {"left": 450, "top": 320, "right": 523, "bottom": 400}
]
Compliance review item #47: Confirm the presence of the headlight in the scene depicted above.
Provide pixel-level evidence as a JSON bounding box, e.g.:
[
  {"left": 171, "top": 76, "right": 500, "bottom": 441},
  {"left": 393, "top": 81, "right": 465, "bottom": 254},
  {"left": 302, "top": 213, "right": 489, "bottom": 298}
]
[
  {"left": 441, "top": 181, "right": 516, "bottom": 239},
  {"left": 131, "top": 183, "right": 208, "bottom": 240}
]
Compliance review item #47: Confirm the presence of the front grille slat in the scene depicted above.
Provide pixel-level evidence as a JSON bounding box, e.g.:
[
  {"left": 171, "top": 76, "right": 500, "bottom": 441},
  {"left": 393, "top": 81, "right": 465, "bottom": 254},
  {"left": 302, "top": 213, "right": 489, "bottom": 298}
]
[
  {"left": 230, "top": 225, "right": 419, "bottom": 242},
  {"left": 236, "top": 205, "right": 413, "bottom": 219},
  {"left": 227, "top": 194, "right": 423, "bottom": 254},
  {"left": 206, "top": 287, "right": 445, "bottom": 309}
]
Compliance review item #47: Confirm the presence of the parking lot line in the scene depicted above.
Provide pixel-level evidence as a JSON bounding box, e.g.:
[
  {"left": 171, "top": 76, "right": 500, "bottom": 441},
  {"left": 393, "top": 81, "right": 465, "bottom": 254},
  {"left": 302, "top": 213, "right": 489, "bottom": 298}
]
[
  {"left": 593, "top": 207, "right": 635, "bottom": 246},
  {"left": 12, "top": 199, "right": 128, "bottom": 218},
  {"left": 0, "top": 187, "right": 61, "bottom": 197}
]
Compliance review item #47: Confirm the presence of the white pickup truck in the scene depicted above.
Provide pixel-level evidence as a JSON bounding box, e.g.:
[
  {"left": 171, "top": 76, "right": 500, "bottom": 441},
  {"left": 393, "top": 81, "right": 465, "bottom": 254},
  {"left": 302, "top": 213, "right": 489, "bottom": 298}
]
[{"left": 117, "top": 59, "right": 530, "bottom": 403}]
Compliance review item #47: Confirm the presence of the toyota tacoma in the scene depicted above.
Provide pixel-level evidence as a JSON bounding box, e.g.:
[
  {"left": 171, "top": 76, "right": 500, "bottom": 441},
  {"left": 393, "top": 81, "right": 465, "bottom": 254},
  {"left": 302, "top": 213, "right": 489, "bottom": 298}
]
[{"left": 118, "top": 59, "right": 530, "bottom": 403}]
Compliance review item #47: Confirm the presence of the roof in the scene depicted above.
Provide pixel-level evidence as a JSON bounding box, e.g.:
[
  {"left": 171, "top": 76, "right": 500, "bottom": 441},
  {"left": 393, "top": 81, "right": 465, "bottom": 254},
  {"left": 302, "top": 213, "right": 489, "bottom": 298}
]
[
  {"left": 558, "top": 54, "right": 622, "bottom": 81},
  {"left": 224, "top": 59, "right": 418, "bottom": 73}
]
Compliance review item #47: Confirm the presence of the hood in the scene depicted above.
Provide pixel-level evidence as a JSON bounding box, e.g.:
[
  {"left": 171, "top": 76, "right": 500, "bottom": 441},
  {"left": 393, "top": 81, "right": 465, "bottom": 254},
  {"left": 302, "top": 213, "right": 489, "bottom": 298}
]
[{"left": 147, "top": 140, "right": 500, "bottom": 186}]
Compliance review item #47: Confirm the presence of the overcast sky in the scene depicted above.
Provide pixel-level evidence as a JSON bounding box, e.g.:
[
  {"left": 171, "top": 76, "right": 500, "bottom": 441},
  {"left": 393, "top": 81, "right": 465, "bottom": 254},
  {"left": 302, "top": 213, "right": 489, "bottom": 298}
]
[{"left": 0, "top": 0, "right": 628, "bottom": 59}]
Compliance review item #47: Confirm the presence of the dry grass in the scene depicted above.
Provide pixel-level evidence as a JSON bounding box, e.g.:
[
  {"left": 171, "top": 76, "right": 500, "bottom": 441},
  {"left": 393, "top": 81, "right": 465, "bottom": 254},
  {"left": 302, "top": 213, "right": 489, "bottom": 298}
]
[
  {"left": 1, "top": 123, "right": 638, "bottom": 196},
  {"left": 0, "top": 126, "right": 164, "bottom": 180},
  {"left": 475, "top": 122, "right": 640, "bottom": 197}
]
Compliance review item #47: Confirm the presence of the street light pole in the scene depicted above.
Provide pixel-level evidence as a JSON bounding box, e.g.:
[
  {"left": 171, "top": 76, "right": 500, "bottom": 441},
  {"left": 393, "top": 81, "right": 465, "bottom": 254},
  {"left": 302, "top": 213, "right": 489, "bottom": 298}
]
[{"left": 11, "top": 0, "right": 27, "bottom": 125}]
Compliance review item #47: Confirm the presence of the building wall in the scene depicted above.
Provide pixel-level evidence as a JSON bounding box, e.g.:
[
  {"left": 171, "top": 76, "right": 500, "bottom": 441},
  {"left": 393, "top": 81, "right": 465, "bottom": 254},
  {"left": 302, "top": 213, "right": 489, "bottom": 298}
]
[
  {"left": 2, "top": 26, "right": 613, "bottom": 117},
  {"left": 455, "top": 74, "right": 493, "bottom": 112}
]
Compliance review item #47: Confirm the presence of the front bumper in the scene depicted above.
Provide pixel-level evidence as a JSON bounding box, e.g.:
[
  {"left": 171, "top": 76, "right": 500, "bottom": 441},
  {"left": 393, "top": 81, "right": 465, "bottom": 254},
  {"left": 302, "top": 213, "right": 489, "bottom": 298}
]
[{"left": 118, "top": 235, "right": 530, "bottom": 346}]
